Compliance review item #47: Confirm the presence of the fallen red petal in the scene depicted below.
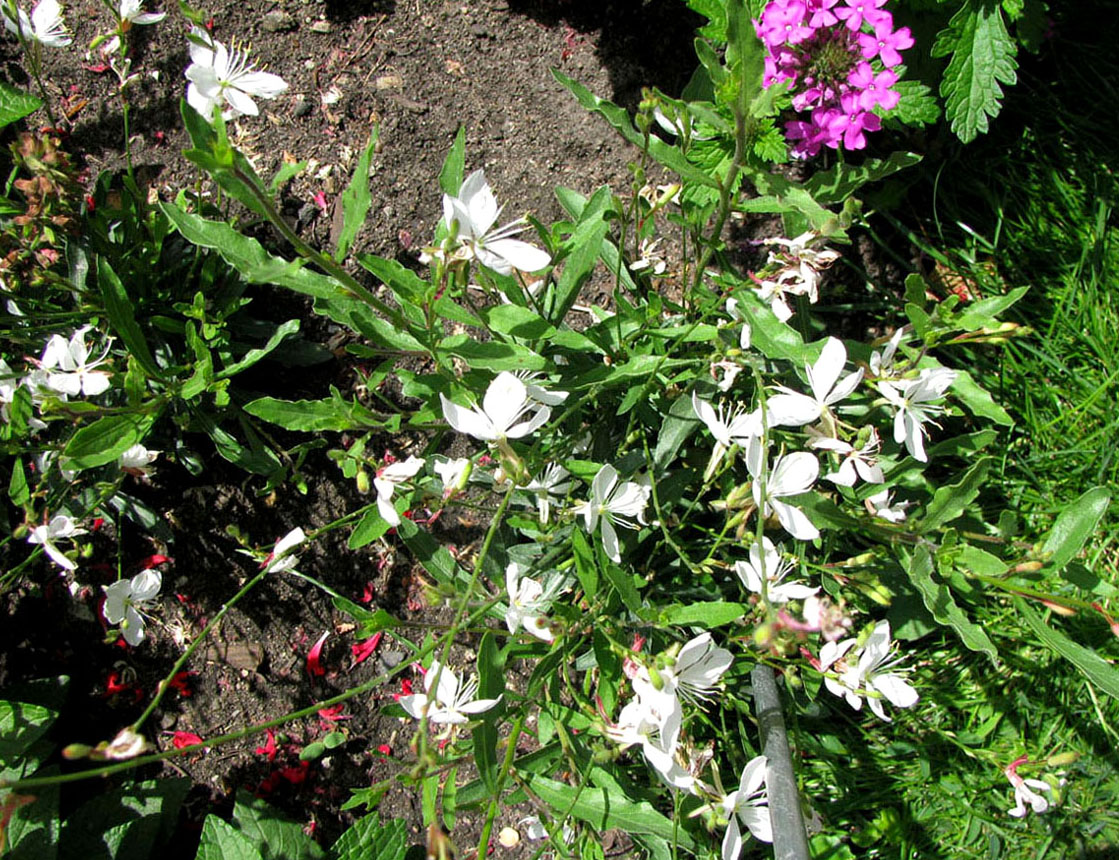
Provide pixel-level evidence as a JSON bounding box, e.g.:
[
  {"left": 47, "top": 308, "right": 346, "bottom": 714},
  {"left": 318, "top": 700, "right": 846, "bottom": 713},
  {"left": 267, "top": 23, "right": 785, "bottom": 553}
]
[
  {"left": 317, "top": 704, "right": 348, "bottom": 722},
  {"left": 306, "top": 631, "right": 330, "bottom": 677},
  {"left": 255, "top": 728, "right": 278, "bottom": 762},
  {"left": 171, "top": 731, "right": 205, "bottom": 749},
  {"left": 350, "top": 632, "right": 383, "bottom": 667}
]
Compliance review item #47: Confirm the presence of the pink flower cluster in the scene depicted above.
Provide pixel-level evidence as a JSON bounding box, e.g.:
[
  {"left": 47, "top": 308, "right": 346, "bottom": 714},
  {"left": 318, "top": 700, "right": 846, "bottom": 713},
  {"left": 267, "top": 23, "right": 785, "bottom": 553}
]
[{"left": 756, "top": 0, "right": 913, "bottom": 158}]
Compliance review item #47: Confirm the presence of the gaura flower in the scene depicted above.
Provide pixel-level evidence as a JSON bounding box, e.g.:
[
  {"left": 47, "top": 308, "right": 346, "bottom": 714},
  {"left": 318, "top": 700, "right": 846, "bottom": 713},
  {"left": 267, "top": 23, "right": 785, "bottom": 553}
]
[
  {"left": 39, "top": 326, "right": 112, "bottom": 397},
  {"left": 767, "top": 336, "right": 863, "bottom": 428},
  {"left": 746, "top": 444, "right": 820, "bottom": 541},
  {"left": 374, "top": 455, "right": 425, "bottom": 526},
  {"left": 119, "top": 443, "right": 159, "bottom": 477},
  {"left": 864, "top": 486, "right": 911, "bottom": 523},
  {"left": 878, "top": 366, "right": 957, "bottom": 462},
  {"left": 522, "top": 463, "right": 571, "bottom": 524},
  {"left": 692, "top": 392, "right": 763, "bottom": 468},
  {"left": 261, "top": 527, "right": 306, "bottom": 573},
  {"left": 185, "top": 27, "right": 289, "bottom": 123},
  {"left": 439, "top": 372, "right": 551, "bottom": 443},
  {"left": 504, "top": 562, "right": 558, "bottom": 643},
  {"left": 103, "top": 569, "right": 162, "bottom": 646},
  {"left": 3, "top": 0, "right": 71, "bottom": 48},
  {"left": 820, "top": 620, "right": 918, "bottom": 721},
  {"left": 735, "top": 537, "right": 818, "bottom": 604},
  {"left": 1005, "top": 757, "right": 1053, "bottom": 818},
  {"left": 575, "top": 464, "right": 651, "bottom": 563},
  {"left": 118, "top": 0, "right": 165, "bottom": 26},
  {"left": 721, "top": 756, "right": 773, "bottom": 860},
  {"left": 440, "top": 169, "right": 551, "bottom": 276},
  {"left": 398, "top": 660, "right": 501, "bottom": 725},
  {"left": 810, "top": 426, "right": 884, "bottom": 487},
  {"left": 434, "top": 457, "right": 471, "bottom": 498},
  {"left": 27, "top": 514, "right": 87, "bottom": 571},
  {"left": 635, "top": 632, "right": 733, "bottom": 710},
  {"left": 102, "top": 727, "right": 151, "bottom": 760}
]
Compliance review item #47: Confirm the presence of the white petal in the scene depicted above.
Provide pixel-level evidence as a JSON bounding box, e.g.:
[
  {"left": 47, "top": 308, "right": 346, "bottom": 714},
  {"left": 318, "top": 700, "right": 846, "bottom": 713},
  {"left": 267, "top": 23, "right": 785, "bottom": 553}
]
[
  {"left": 601, "top": 517, "right": 621, "bottom": 563},
  {"left": 827, "top": 369, "right": 864, "bottom": 405},
  {"left": 807, "top": 337, "right": 846, "bottom": 403},
  {"left": 483, "top": 238, "right": 551, "bottom": 273},
  {"left": 235, "top": 70, "right": 288, "bottom": 100},
  {"left": 721, "top": 816, "right": 743, "bottom": 860},
  {"left": 81, "top": 373, "right": 112, "bottom": 396},
  {"left": 376, "top": 486, "right": 400, "bottom": 526},
  {"left": 273, "top": 527, "right": 306, "bottom": 558},
  {"left": 122, "top": 606, "right": 146, "bottom": 645},
  {"left": 872, "top": 674, "right": 918, "bottom": 709},
  {"left": 458, "top": 695, "right": 502, "bottom": 715},
  {"left": 505, "top": 405, "right": 551, "bottom": 439},
  {"left": 769, "top": 452, "right": 819, "bottom": 496},
  {"left": 766, "top": 391, "right": 819, "bottom": 427},
  {"left": 739, "top": 806, "right": 773, "bottom": 843},
  {"left": 223, "top": 86, "right": 259, "bottom": 117},
  {"left": 482, "top": 372, "right": 528, "bottom": 435},
  {"left": 129, "top": 569, "right": 162, "bottom": 601},
  {"left": 440, "top": 393, "right": 495, "bottom": 441},
  {"left": 772, "top": 498, "right": 820, "bottom": 541}
]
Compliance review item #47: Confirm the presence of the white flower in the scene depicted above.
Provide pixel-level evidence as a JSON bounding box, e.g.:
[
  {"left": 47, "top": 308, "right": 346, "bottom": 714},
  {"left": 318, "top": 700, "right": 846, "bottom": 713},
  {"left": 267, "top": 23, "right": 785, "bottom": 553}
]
[
  {"left": 822, "top": 621, "right": 918, "bottom": 721},
  {"left": 103, "top": 727, "right": 151, "bottom": 760},
  {"left": 119, "top": 443, "right": 159, "bottom": 477},
  {"left": 505, "top": 562, "right": 561, "bottom": 643},
  {"left": 3, "top": 0, "right": 71, "bottom": 47},
  {"left": 662, "top": 632, "right": 733, "bottom": 704},
  {"left": 575, "top": 464, "right": 651, "bottom": 563},
  {"left": 768, "top": 337, "right": 863, "bottom": 428},
  {"left": 434, "top": 457, "right": 471, "bottom": 498},
  {"left": 869, "top": 325, "right": 911, "bottom": 378},
  {"left": 398, "top": 660, "right": 501, "bottom": 725},
  {"left": 878, "top": 366, "right": 957, "bottom": 462},
  {"left": 439, "top": 372, "right": 551, "bottom": 443},
  {"left": 811, "top": 427, "right": 884, "bottom": 487},
  {"left": 441, "top": 169, "right": 551, "bottom": 276},
  {"left": 721, "top": 756, "right": 773, "bottom": 860},
  {"left": 692, "top": 392, "right": 762, "bottom": 478},
  {"left": 262, "top": 527, "right": 306, "bottom": 573},
  {"left": 103, "top": 569, "right": 162, "bottom": 645},
  {"left": 522, "top": 463, "right": 571, "bottom": 524},
  {"left": 607, "top": 700, "right": 694, "bottom": 791},
  {"left": 735, "top": 537, "right": 818, "bottom": 604},
  {"left": 516, "top": 371, "right": 569, "bottom": 406},
  {"left": 119, "top": 0, "right": 165, "bottom": 25},
  {"left": 39, "top": 327, "right": 112, "bottom": 397},
  {"left": 864, "top": 486, "right": 911, "bottom": 523},
  {"left": 185, "top": 27, "right": 288, "bottom": 123},
  {"left": 725, "top": 297, "right": 752, "bottom": 350},
  {"left": 27, "top": 514, "right": 86, "bottom": 571},
  {"left": 746, "top": 445, "right": 820, "bottom": 541},
  {"left": 519, "top": 815, "right": 549, "bottom": 841},
  {"left": 374, "top": 455, "right": 424, "bottom": 527},
  {"left": 1006, "top": 764, "right": 1053, "bottom": 818}
]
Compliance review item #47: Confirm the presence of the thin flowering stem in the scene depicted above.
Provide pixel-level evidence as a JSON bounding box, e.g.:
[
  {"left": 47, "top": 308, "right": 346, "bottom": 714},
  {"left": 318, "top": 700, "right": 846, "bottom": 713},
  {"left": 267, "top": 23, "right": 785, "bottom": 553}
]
[{"left": 476, "top": 713, "right": 526, "bottom": 858}]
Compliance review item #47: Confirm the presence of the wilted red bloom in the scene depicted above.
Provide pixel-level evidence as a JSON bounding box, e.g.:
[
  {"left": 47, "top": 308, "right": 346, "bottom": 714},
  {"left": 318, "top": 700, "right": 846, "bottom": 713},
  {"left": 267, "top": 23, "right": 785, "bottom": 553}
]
[
  {"left": 351, "top": 632, "right": 382, "bottom": 668},
  {"left": 172, "top": 731, "right": 205, "bottom": 749},
  {"left": 360, "top": 581, "right": 375, "bottom": 604},
  {"left": 138, "top": 554, "right": 172, "bottom": 570},
  {"left": 103, "top": 671, "right": 143, "bottom": 703},
  {"left": 391, "top": 678, "right": 413, "bottom": 702},
  {"left": 376, "top": 744, "right": 392, "bottom": 757},
  {"left": 279, "top": 762, "right": 309, "bottom": 785},
  {"left": 91, "top": 517, "right": 105, "bottom": 531},
  {"left": 167, "top": 671, "right": 195, "bottom": 697},
  {"left": 255, "top": 729, "right": 278, "bottom": 761},
  {"left": 307, "top": 631, "right": 330, "bottom": 676}
]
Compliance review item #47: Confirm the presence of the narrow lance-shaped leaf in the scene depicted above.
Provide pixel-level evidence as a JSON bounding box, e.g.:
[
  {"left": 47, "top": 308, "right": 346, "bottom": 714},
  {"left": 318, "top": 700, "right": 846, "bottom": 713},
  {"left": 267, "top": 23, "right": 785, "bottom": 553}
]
[
  {"left": 906, "top": 545, "right": 999, "bottom": 666},
  {"left": 334, "top": 126, "right": 379, "bottom": 261}
]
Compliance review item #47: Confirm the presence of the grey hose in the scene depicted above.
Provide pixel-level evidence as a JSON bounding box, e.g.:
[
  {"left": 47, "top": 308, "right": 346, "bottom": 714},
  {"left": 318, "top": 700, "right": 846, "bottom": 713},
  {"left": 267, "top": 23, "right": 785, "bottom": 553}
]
[{"left": 751, "top": 664, "right": 811, "bottom": 860}]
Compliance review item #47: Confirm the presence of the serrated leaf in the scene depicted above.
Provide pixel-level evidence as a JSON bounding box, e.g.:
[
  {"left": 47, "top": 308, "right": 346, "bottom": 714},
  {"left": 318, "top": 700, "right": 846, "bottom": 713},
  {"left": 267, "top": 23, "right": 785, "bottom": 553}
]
[
  {"left": 331, "top": 815, "right": 408, "bottom": 860},
  {"left": 908, "top": 545, "right": 999, "bottom": 665},
  {"left": 933, "top": 0, "right": 1018, "bottom": 143},
  {"left": 0, "top": 81, "right": 42, "bottom": 129},
  {"left": 1042, "top": 486, "right": 1110, "bottom": 573},
  {"left": 890, "top": 78, "right": 941, "bottom": 125},
  {"left": 195, "top": 816, "right": 264, "bottom": 860},
  {"left": 918, "top": 457, "right": 990, "bottom": 533},
  {"left": 1016, "top": 599, "right": 1119, "bottom": 700},
  {"left": 335, "top": 126, "right": 378, "bottom": 261},
  {"left": 231, "top": 790, "right": 325, "bottom": 860}
]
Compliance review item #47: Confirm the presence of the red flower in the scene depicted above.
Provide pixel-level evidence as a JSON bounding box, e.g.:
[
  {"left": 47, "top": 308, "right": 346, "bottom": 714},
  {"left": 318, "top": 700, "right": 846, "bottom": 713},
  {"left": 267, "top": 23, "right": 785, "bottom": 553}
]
[
  {"left": 376, "top": 744, "right": 392, "bottom": 757},
  {"left": 317, "top": 705, "right": 348, "bottom": 722},
  {"left": 360, "top": 581, "right": 375, "bottom": 604},
  {"left": 171, "top": 731, "right": 205, "bottom": 749},
  {"left": 138, "top": 554, "right": 172, "bottom": 570},
  {"left": 255, "top": 729, "right": 278, "bottom": 761},
  {"left": 391, "top": 678, "right": 413, "bottom": 702},
  {"left": 350, "top": 632, "right": 382, "bottom": 668},
  {"left": 279, "top": 761, "right": 309, "bottom": 785},
  {"left": 306, "top": 631, "right": 330, "bottom": 677},
  {"left": 167, "top": 671, "right": 195, "bottom": 697}
]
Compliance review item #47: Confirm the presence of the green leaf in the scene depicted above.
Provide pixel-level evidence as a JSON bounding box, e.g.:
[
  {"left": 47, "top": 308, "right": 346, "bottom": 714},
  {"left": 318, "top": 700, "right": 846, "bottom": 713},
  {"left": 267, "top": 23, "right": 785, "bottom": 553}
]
[
  {"left": 436, "top": 335, "right": 547, "bottom": 371},
  {"left": 663, "top": 602, "right": 747, "bottom": 628},
  {"left": 61, "top": 779, "right": 189, "bottom": 860},
  {"left": 522, "top": 772, "right": 697, "bottom": 851},
  {"left": 397, "top": 518, "right": 472, "bottom": 590},
  {"left": 0, "top": 81, "right": 41, "bottom": 129},
  {"left": 5, "top": 776, "right": 58, "bottom": 860},
  {"left": 0, "top": 701, "right": 55, "bottom": 765},
  {"left": 948, "top": 368, "right": 1013, "bottom": 426},
  {"left": 473, "top": 633, "right": 505, "bottom": 794},
  {"left": 438, "top": 126, "right": 467, "bottom": 196},
  {"left": 653, "top": 392, "right": 700, "bottom": 471},
  {"left": 332, "top": 596, "right": 401, "bottom": 638},
  {"left": 549, "top": 186, "right": 613, "bottom": 323},
  {"left": 98, "top": 257, "right": 163, "bottom": 380},
  {"left": 62, "top": 413, "right": 158, "bottom": 471},
  {"left": 1042, "top": 487, "right": 1110, "bottom": 573},
  {"left": 803, "top": 152, "right": 921, "bottom": 205},
  {"left": 907, "top": 546, "right": 999, "bottom": 666},
  {"left": 216, "top": 320, "right": 301, "bottom": 379},
  {"left": 244, "top": 389, "right": 383, "bottom": 432},
  {"left": 482, "top": 304, "right": 555, "bottom": 339},
  {"left": 953, "top": 286, "right": 1028, "bottom": 330},
  {"left": 335, "top": 126, "right": 379, "bottom": 261},
  {"left": 552, "top": 70, "right": 720, "bottom": 189},
  {"left": 181, "top": 101, "right": 270, "bottom": 217},
  {"left": 231, "top": 790, "right": 325, "bottom": 860},
  {"left": 571, "top": 527, "right": 598, "bottom": 600},
  {"left": 348, "top": 507, "right": 392, "bottom": 549},
  {"left": 194, "top": 816, "right": 264, "bottom": 860},
  {"left": 932, "top": 0, "right": 1018, "bottom": 143},
  {"left": 1016, "top": 599, "right": 1119, "bottom": 701},
  {"left": 8, "top": 457, "right": 29, "bottom": 506},
  {"left": 890, "top": 78, "right": 941, "bottom": 125},
  {"left": 918, "top": 457, "right": 991, "bottom": 533},
  {"left": 332, "top": 816, "right": 409, "bottom": 860}
]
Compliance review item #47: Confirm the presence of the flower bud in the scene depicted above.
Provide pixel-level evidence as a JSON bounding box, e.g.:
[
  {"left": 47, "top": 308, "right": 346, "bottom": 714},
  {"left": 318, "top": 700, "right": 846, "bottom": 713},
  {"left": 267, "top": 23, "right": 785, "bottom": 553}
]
[
  {"left": 1046, "top": 751, "right": 1079, "bottom": 767},
  {"left": 355, "top": 469, "right": 371, "bottom": 495},
  {"left": 62, "top": 742, "right": 93, "bottom": 760}
]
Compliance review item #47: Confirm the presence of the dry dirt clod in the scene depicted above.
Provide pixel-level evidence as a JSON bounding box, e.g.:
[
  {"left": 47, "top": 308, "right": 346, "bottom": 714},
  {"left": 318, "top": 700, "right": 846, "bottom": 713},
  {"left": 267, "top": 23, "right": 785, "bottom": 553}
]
[{"left": 262, "top": 10, "right": 296, "bottom": 32}]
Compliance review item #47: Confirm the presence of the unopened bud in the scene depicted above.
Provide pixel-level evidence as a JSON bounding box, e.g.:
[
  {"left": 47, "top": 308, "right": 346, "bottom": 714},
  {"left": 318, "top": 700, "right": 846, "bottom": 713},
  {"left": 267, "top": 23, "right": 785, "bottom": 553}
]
[
  {"left": 355, "top": 469, "right": 371, "bottom": 495},
  {"left": 1046, "top": 751, "right": 1079, "bottom": 767},
  {"left": 1013, "top": 560, "right": 1043, "bottom": 573},
  {"left": 62, "top": 743, "right": 93, "bottom": 760}
]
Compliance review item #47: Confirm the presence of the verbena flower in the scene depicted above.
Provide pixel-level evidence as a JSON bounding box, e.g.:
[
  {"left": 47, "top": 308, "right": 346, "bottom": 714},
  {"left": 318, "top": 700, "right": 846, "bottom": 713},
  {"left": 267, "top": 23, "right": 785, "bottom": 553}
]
[
  {"left": 27, "top": 514, "right": 86, "bottom": 571},
  {"left": 185, "top": 27, "right": 288, "bottom": 123},
  {"left": 3, "top": 0, "right": 71, "bottom": 48},
  {"left": 103, "top": 569, "right": 162, "bottom": 645},
  {"left": 576, "top": 464, "right": 651, "bottom": 563},
  {"left": 398, "top": 660, "right": 501, "bottom": 725},
  {"left": 736, "top": 537, "right": 819, "bottom": 604},
  {"left": 374, "top": 455, "right": 425, "bottom": 526},
  {"left": 39, "top": 326, "right": 112, "bottom": 397},
  {"left": 440, "top": 372, "right": 551, "bottom": 443},
  {"left": 439, "top": 169, "right": 551, "bottom": 276},
  {"left": 721, "top": 756, "right": 773, "bottom": 860}
]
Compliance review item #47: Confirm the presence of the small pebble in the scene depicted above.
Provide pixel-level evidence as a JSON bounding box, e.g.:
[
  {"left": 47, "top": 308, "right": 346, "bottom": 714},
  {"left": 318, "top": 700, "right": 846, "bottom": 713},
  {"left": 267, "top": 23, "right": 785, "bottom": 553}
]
[
  {"left": 310, "top": 19, "right": 332, "bottom": 33},
  {"left": 497, "top": 827, "right": 520, "bottom": 848},
  {"left": 262, "top": 10, "right": 296, "bottom": 32}
]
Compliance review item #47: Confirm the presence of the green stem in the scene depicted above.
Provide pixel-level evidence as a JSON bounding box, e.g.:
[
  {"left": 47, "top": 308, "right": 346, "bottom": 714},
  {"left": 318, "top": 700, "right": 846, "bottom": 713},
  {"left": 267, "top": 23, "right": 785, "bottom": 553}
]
[{"left": 475, "top": 714, "right": 526, "bottom": 858}]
